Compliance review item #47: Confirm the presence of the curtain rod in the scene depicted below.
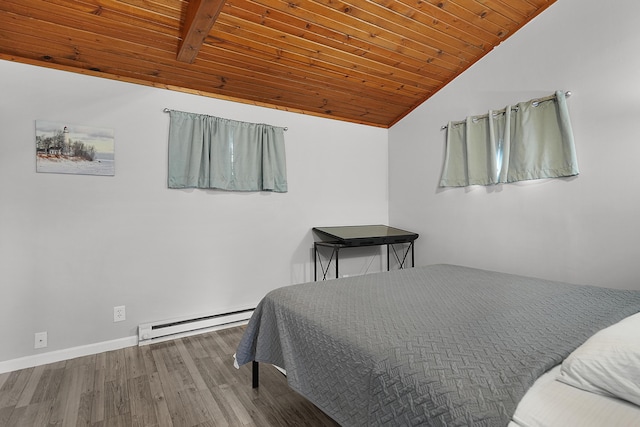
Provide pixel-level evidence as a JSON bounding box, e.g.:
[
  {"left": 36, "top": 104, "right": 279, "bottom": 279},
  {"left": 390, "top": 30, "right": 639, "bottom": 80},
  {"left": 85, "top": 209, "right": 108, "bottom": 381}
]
[
  {"left": 440, "top": 91, "right": 572, "bottom": 130},
  {"left": 163, "top": 108, "right": 288, "bottom": 131}
]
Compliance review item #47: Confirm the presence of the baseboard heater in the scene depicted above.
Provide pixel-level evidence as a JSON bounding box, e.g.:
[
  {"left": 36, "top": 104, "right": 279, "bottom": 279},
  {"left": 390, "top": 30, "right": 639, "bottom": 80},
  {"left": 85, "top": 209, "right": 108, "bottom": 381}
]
[{"left": 138, "top": 307, "right": 254, "bottom": 346}]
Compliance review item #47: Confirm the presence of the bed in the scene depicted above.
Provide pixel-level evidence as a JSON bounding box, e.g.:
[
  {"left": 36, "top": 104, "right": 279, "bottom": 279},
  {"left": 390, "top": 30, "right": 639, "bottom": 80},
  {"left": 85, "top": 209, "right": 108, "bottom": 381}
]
[{"left": 234, "top": 264, "right": 640, "bottom": 426}]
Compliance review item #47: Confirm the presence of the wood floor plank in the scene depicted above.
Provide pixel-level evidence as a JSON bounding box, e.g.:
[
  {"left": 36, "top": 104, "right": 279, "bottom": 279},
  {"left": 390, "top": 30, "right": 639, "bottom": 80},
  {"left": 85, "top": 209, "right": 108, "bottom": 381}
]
[
  {"left": 76, "top": 388, "right": 94, "bottom": 427},
  {"left": 151, "top": 344, "right": 191, "bottom": 426},
  {"left": 196, "top": 339, "right": 242, "bottom": 388},
  {"left": 65, "top": 354, "right": 96, "bottom": 369},
  {"left": 0, "top": 369, "right": 33, "bottom": 409},
  {"left": 174, "top": 340, "right": 208, "bottom": 392},
  {"left": 0, "top": 372, "right": 10, "bottom": 390},
  {"left": 147, "top": 371, "right": 173, "bottom": 427},
  {"left": 2, "top": 326, "right": 339, "bottom": 427},
  {"left": 140, "top": 345, "right": 173, "bottom": 427},
  {"left": 14, "top": 364, "right": 45, "bottom": 408},
  {"left": 17, "top": 400, "right": 54, "bottom": 427},
  {"left": 30, "top": 365, "right": 64, "bottom": 405},
  {"left": 103, "top": 378, "right": 130, "bottom": 419},
  {"left": 140, "top": 345, "right": 159, "bottom": 376},
  {"left": 91, "top": 357, "right": 107, "bottom": 425},
  {"left": 47, "top": 364, "right": 75, "bottom": 425},
  {"left": 125, "top": 346, "right": 147, "bottom": 380},
  {"left": 60, "top": 365, "right": 86, "bottom": 426},
  {"left": 182, "top": 335, "right": 209, "bottom": 360},
  {"left": 102, "top": 411, "right": 132, "bottom": 427},
  {"left": 5, "top": 404, "right": 31, "bottom": 427},
  {"left": 211, "top": 332, "right": 235, "bottom": 356},
  {"left": 214, "top": 382, "right": 253, "bottom": 426},
  {"left": 154, "top": 342, "right": 192, "bottom": 393},
  {"left": 128, "top": 375, "right": 158, "bottom": 427},
  {"left": 169, "top": 387, "right": 208, "bottom": 426},
  {"left": 105, "top": 349, "right": 127, "bottom": 384},
  {"left": 191, "top": 359, "right": 239, "bottom": 426},
  {"left": 194, "top": 384, "right": 231, "bottom": 427},
  {"left": 75, "top": 363, "right": 97, "bottom": 426},
  {"left": 0, "top": 405, "right": 12, "bottom": 426}
]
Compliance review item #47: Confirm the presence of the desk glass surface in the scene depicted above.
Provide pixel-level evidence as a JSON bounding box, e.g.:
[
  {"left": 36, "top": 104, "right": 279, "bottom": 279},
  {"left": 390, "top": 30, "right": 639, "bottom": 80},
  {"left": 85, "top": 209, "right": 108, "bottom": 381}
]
[{"left": 313, "top": 225, "right": 418, "bottom": 246}]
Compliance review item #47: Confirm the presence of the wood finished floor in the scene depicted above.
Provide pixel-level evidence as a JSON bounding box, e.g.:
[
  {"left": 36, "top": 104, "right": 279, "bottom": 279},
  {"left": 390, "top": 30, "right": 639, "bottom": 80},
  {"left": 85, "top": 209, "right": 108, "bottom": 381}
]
[{"left": 0, "top": 326, "right": 339, "bottom": 427}]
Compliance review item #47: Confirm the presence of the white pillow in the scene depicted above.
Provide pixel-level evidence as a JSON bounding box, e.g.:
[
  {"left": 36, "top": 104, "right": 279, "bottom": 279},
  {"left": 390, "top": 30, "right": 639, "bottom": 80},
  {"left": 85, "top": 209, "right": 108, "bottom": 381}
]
[{"left": 557, "top": 312, "right": 640, "bottom": 406}]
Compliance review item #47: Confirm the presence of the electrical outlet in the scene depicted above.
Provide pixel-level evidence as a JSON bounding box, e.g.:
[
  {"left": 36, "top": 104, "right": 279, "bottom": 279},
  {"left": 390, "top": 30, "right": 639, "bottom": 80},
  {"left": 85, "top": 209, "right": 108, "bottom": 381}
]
[
  {"left": 113, "top": 305, "right": 126, "bottom": 322},
  {"left": 35, "top": 331, "right": 48, "bottom": 349}
]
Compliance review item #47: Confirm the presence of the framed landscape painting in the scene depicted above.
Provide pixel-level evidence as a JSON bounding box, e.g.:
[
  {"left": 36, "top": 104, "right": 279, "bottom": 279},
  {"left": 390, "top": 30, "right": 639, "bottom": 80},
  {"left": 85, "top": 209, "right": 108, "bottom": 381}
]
[{"left": 35, "top": 120, "right": 115, "bottom": 176}]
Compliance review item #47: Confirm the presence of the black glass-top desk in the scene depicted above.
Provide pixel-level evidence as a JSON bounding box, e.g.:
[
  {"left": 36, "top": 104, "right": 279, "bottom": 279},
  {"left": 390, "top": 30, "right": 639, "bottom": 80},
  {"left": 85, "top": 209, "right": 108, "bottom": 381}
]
[{"left": 312, "top": 225, "right": 419, "bottom": 280}]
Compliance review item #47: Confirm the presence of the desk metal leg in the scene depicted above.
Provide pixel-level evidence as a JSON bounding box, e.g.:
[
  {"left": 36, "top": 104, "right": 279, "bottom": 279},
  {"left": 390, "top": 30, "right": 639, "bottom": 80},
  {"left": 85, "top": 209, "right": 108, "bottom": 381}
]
[
  {"left": 315, "top": 239, "right": 416, "bottom": 278},
  {"left": 412, "top": 241, "right": 415, "bottom": 267},
  {"left": 387, "top": 244, "right": 390, "bottom": 271},
  {"left": 389, "top": 242, "right": 415, "bottom": 270},
  {"left": 315, "top": 244, "right": 341, "bottom": 280}
]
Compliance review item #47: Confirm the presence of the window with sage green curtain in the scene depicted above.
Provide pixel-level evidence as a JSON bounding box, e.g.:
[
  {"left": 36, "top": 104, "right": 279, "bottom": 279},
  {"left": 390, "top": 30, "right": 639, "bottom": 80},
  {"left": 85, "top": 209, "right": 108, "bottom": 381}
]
[
  {"left": 167, "top": 110, "right": 288, "bottom": 192},
  {"left": 439, "top": 91, "right": 579, "bottom": 187}
]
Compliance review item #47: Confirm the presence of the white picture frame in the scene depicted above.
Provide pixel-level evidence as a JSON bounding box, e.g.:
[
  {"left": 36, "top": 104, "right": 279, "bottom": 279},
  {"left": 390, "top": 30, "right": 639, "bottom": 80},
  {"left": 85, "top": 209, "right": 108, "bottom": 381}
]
[{"left": 35, "top": 120, "right": 115, "bottom": 176}]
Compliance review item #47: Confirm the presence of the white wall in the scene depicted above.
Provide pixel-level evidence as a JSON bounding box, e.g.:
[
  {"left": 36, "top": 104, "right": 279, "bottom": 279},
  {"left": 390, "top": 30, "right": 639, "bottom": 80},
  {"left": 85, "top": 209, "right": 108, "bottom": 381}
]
[
  {"left": 0, "top": 60, "right": 388, "bottom": 364},
  {"left": 389, "top": 0, "right": 640, "bottom": 290}
]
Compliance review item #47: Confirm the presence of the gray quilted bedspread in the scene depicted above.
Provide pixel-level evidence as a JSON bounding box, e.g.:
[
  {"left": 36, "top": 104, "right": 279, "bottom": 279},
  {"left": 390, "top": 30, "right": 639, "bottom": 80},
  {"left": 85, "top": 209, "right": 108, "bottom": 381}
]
[{"left": 235, "top": 264, "right": 640, "bottom": 426}]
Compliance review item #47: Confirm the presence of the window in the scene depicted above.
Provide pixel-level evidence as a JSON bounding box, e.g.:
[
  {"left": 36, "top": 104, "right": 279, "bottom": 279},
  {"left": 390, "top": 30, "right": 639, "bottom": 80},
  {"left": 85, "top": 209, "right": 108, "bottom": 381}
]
[
  {"left": 167, "top": 110, "right": 288, "bottom": 193},
  {"left": 439, "top": 91, "right": 578, "bottom": 187}
]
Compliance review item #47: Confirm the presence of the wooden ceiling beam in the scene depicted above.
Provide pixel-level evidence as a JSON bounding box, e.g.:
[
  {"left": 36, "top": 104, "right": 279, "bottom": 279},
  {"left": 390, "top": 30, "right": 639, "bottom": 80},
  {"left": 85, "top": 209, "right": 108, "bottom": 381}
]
[{"left": 177, "top": 0, "right": 225, "bottom": 63}]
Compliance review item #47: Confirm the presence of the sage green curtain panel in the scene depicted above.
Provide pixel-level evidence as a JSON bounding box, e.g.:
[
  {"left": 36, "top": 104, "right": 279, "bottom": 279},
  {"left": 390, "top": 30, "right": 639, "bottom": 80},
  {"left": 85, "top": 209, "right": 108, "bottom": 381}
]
[
  {"left": 440, "top": 91, "right": 578, "bottom": 187},
  {"left": 167, "top": 110, "right": 288, "bottom": 192}
]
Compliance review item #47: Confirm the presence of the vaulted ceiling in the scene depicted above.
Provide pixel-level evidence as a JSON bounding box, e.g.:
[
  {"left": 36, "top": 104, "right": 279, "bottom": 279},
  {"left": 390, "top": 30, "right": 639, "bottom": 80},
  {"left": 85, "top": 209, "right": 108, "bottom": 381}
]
[{"left": 0, "top": 0, "right": 556, "bottom": 128}]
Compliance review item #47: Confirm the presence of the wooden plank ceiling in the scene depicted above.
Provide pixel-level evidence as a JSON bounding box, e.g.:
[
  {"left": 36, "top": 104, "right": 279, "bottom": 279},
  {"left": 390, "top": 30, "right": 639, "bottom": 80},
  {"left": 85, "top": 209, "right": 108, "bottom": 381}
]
[{"left": 0, "top": 0, "right": 556, "bottom": 128}]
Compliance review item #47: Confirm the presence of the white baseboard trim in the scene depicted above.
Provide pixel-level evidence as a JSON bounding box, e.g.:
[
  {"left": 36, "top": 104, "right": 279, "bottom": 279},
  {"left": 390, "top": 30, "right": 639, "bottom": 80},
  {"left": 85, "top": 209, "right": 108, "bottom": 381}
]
[{"left": 0, "top": 335, "right": 138, "bottom": 374}]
